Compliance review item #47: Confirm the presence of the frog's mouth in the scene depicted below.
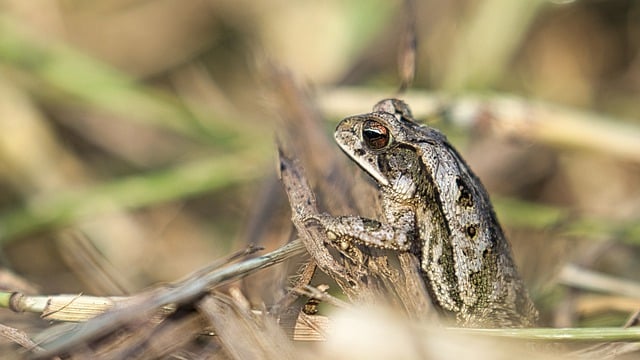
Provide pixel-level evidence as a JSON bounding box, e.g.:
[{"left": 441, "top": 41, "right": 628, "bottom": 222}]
[{"left": 334, "top": 129, "right": 390, "bottom": 187}]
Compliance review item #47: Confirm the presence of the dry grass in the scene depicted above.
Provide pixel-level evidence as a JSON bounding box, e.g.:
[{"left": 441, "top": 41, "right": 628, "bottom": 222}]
[{"left": 0, "top": 0, "right": 640, "bottom": 358}]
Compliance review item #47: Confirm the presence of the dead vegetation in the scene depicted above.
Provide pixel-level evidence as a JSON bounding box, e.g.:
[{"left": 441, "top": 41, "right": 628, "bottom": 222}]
[{"left": 1, "top": 0, "right": 640, "bottom": 358}]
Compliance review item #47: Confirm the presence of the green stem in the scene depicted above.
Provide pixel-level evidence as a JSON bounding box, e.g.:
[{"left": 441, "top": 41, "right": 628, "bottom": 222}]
[
  {"left": 451, "top": 326, "right": 640, "bottom": 342},
  {"left": 0, "top": 151, "right": 267, "bottom": 245}
]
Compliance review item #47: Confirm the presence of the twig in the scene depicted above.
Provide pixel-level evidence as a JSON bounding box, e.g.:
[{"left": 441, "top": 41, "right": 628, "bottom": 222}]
[
  {"left": 624, "top": 309, "right": 640, "bottom": 328},
  {"left": 277, "top": 148, "right": 359, "bottom": 296},
  {"left": 0, "top": 323, "right": 47, "bottom": 355},
  {"left": 298, "top": 285, "right": 350, "bottom": 309},
  {"left": 452, "top": 326, "right": 640, "bottom": 342},
  {"left": 35, "top": 240, "right": 306, "bottom": 357},
  {"left": 558, "top": 264, "right": 640, "bottom": 299}
]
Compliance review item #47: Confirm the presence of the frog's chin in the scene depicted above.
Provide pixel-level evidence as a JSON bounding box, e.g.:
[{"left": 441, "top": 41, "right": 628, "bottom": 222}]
[
  {"left": 355, "top": 159, "right": 389, "bottom": 187},
  {"left": 335, "top": 140, "right": 389, "bottom": 187}
]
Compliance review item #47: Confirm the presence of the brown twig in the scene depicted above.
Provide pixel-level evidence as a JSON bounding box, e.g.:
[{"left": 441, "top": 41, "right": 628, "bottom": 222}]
[{"left": 34, "top": 240, "right": 305, "bottom": 357}]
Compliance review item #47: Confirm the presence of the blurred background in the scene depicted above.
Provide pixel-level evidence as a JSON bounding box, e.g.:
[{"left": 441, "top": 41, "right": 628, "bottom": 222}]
[{"left": 0, "top": 0, "right": 639, "bottom": 334}]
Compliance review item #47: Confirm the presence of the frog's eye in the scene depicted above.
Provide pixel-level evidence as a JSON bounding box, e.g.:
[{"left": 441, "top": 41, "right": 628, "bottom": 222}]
[{"left": 362, "top": 120, "right": 391, "bottom": 150}]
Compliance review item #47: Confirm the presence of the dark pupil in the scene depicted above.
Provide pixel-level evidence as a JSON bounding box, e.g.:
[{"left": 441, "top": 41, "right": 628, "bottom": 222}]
[{"left": 363, "top": 121, "right": 389, "bottom": 150}]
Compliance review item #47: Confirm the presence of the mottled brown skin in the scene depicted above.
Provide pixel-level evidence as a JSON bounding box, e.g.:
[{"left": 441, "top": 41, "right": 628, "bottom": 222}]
[{"left": 314, "top": 99, "right": 537, "bottom": 327}]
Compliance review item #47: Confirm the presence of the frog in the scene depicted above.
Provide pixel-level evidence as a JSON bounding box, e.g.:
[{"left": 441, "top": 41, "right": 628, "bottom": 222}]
[{"left": 311, "top": 99, "right": 537, "bottom": 327}]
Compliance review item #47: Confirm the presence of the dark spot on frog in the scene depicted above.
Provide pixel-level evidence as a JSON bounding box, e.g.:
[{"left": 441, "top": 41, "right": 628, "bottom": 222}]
[
  {"left": 456, "top": 177, "right": 473, "bottom": 208},
  {"left": 462, "top": 246, "right": 472, "bottom": 257},
  {"left": 363, "top": 219, "right": 381, "bottom": 230},
  {"left": 465, "top": 224, "right": 478, "bottom": 239}
]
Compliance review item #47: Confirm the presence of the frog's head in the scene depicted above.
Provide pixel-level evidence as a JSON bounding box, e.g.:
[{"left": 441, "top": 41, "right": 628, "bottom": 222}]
[{"left": 334, "top": 99, "right": 442, "bottom": 199}]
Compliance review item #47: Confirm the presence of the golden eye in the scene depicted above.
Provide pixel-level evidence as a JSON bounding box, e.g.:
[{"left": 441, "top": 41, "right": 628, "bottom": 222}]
[{"left": 362, "top": 120, "right": 390, "bottom": 150}]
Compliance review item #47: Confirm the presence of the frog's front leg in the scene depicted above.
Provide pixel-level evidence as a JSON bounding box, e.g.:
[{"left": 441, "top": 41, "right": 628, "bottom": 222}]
[{"left": 309, "top": 207, "right": 415, "bottom": 252}]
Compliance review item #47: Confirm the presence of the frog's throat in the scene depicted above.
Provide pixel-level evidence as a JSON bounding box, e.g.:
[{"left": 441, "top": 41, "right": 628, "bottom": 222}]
[{"left": 335, "top": 140, "right": 390, "bottom": 187}]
